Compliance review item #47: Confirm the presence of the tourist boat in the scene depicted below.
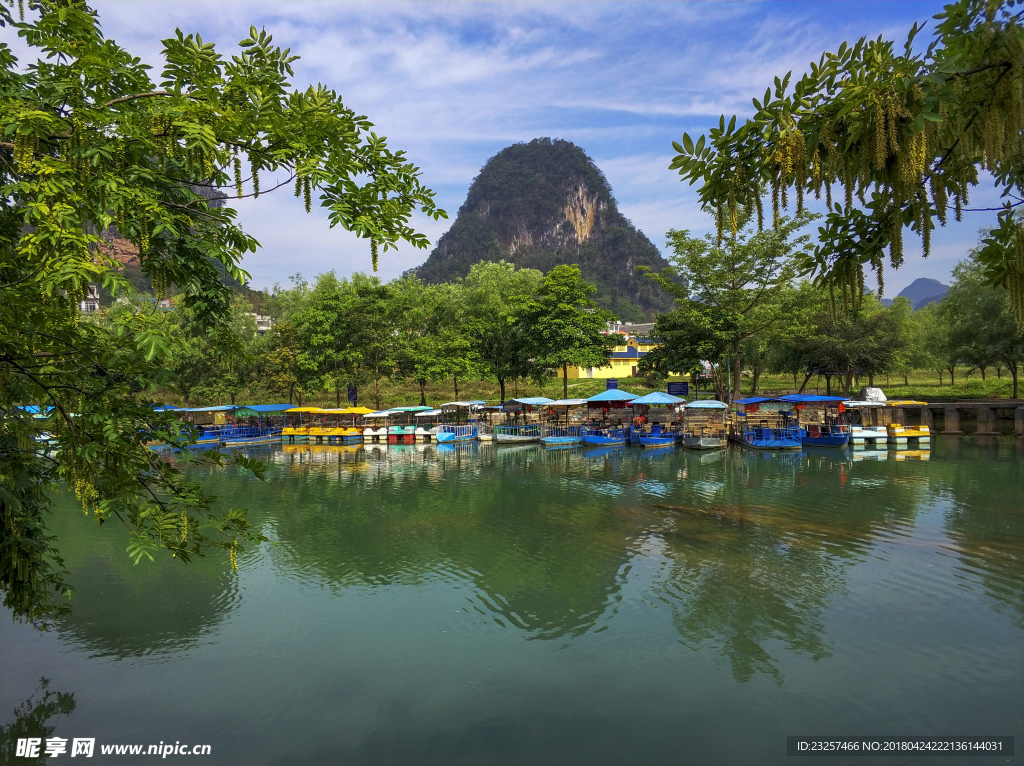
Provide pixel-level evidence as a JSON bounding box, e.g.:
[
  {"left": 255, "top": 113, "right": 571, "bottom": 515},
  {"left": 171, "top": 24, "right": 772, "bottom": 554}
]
[
  {"left": 474, "top": 405, "right": 505, "bottom": 443},
  {"left": 388, "top": 406, "right": 430, "bottom": 443},
  {"left": 777, "top": 394, "right": 850, "bottom": 448},
  {"left": 676, "top": 399, "right": 728, "bottom": 450},
  {"left": 730, "top": 397, "right": 802, "bottom": 450},
  {"left": 584, "top": 388, "right": 639, "bottom": 428},
  {"left": 540, "top": 425, "right": 584, "bottom": 446},
  {"left": 840, "top": 401, "right": 888, "bottom": 447},
  {"left": 495, "top": 397, "right": 551, "bottom": 443},
  {"left": 435, "top": 402, "right": 480, "bottom": 443},
  {"left": 282, "top": 406, "right": 319, "bottom": 443},
  {"left": 304, "top": 406, "right": 372, "bottom": 444},
  {"left": 887, "top": 423, "right": 931, "bottom": 446},
  {"left": 171, "top": 404, "right": 236, "bottom": 448},
  {"left": 362, "top": 410, "right": 391, "bottom": 443},
  {"left": 540, "top": 399, "right": 587, "bottom": 446},
  {"left": 413, "top": 409, "right": 443, "bottom": 442},
  {"left": 628, "top": 391, "right": 684, "bottom": 448},
  {"left": 493, "top": 423, "right": 542, "bottom": 443},
  {"left": 582, "top": 426, "right": 629, "bottom": 446},
  {"left": 220, "top": 403, "right": 290, "bottom": 446}
]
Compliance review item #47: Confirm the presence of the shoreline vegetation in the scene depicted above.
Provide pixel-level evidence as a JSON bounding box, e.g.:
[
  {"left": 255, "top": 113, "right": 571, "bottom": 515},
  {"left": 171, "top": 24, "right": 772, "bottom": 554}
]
[{"left": 151, "top": 369, "right": 1021, "bottom": 411}]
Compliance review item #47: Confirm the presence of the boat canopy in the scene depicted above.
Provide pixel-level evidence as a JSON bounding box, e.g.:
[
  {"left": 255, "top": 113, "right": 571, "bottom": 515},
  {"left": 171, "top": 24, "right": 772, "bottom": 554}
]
[
  {"left": 176, "top": 404, "right": 239, "bottom": 412},
  {"left": 841, "top": 401, "right": 885, "bottom": 408},
  {"left": 776, "top": 394, "right": 846, "bottom": 404},
  {"left": 546, "top": 399, "right": 587, "bottom": 407},
  {"left": 344, "top": 406, "right": 377, "bottom": 415},
  {"left": 629, "top": 392, "right": 684, "bottom": 406},
  {"left": 363, "top": 410, "right": 393, "bottom": 418},
  {"left": 234, "top": 403, "right": 292, "bottom": 417},
  {"left": 504, "top": 397, "right": 554, "bottom": 406},
  {"left": 392, "top": 405, "right": 433, "bottom": 412},
  {"left": 732, "top": 396, "right": 780, "bottom": 406},
  {"left": 284, "top": 406, "right": 323, "bottom": 413},
  {"left": 586, "top": 389, "right": 639, "bottom": 403},
  {"left": 684, "top": 399, "right": 728, "bottom": 409},
  {"left": 414, "top": 409, "right": 443, "bottom": 417},
  {"left": 441, "top": 401, "right": 484, "bottom": 408}
]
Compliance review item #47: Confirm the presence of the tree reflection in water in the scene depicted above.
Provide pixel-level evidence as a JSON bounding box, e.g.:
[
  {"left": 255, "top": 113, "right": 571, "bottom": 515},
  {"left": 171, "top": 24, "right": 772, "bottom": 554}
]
[{"left": 0, "top": 679, "right": 75, "bottom": 766}]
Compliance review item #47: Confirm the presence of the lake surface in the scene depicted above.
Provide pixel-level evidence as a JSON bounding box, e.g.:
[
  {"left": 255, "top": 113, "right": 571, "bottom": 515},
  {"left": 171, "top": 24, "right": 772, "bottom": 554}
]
[{"left": 2, "top": 437, "right": 1022, "bottom": 765}]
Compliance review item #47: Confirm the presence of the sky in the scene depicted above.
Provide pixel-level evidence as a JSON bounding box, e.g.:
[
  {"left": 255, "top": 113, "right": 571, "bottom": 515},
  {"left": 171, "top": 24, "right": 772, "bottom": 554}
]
[{"left": 21, "top": 1, "right": 1008, "bottom": 296}]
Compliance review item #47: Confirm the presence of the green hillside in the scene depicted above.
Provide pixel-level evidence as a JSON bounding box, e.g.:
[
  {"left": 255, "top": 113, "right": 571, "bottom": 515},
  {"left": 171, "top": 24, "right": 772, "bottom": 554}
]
[{"left": 415, "top": 138, "right": 676, "bottom": 321}]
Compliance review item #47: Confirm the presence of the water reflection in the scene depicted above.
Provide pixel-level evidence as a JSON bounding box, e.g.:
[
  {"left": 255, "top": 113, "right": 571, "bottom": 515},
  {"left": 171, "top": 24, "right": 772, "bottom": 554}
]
[
  {"left": 37, "top": 439, "right": 1023, "bottom": 688},
  {"left": 259, "top": 441, "right": 955, "bottom": 681},
  {"left": 0, "top": 679, "right": 75, "bottom": 766},
  {"left": 44, "top": 490, "right": 240, "bottom": 659}
]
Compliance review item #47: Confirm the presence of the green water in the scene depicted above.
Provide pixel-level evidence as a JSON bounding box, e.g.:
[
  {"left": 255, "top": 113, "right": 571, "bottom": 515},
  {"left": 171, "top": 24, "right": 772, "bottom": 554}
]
[{"left": 2, "top": 438, "right": 1022, "bottom": 765}]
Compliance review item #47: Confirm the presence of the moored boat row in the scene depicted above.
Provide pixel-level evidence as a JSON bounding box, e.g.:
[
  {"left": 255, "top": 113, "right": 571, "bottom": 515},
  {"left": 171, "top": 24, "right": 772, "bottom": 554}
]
[{"left": 150, "top": 390, "right": 931, "bottom": 455}]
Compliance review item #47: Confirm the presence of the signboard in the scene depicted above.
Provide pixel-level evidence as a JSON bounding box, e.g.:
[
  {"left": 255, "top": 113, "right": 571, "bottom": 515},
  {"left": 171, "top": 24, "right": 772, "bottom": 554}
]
[
  {"left": 606, "top": 379, "right": 618, "bottom": 390},
  {"left": 667, "top": 382, "right": 690, "bottom": 396},
  {"left": 347, "top": 386, "right": 358, "bottom": 404}
]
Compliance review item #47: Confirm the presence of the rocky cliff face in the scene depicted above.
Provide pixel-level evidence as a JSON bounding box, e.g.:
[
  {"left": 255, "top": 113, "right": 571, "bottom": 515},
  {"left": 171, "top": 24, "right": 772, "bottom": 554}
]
[{"left": 415, "top": 138, "right": 675, "bottom": 321}]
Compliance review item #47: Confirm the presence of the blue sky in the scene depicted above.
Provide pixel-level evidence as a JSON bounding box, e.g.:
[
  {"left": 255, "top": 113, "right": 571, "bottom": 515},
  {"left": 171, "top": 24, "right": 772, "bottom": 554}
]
[{"left": 65, "top": 2, "right": 1009, "bottom": 294}]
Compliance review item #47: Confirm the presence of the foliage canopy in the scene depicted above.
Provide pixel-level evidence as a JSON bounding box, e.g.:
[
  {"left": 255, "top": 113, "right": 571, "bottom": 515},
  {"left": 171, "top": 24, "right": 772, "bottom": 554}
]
[{"left": 0, "top": 0, "right": 443, "bottom": 624}]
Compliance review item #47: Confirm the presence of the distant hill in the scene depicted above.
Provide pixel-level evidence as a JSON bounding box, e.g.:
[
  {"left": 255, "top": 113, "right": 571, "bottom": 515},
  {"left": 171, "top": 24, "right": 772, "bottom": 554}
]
[
  {"left": 414, "top": 138, "right": 675, "bottom": 321},
  {"left": 898, "top": 278, "right": 948, "bottom": 309}
]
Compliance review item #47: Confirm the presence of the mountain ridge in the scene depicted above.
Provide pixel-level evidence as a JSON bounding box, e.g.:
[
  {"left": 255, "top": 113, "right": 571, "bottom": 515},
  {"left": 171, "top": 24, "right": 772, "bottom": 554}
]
[{"left": 414, "top": 138, "right": 675, "bottom": 321}]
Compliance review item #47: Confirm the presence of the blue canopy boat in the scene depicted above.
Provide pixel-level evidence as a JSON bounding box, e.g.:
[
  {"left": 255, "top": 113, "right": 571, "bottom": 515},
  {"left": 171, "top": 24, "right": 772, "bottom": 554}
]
[
  {"left": 582, "top": 389, "right": 637, "bottom": 445},
  {"left": 777, "top": 394, "right": 851, "bottom": 448},
  {"left": 582, "top": 426, "right": 629, "bottom": 445},
  {"left": 677, "top": 399, "right": 729, "bottom": 449},
  {"left": 730, "top": 397, "right": 802, "bottom": 450},
  {"left": 495, "top": 398, "right": 551, "bottom": 443},
  {"left": 628, "top": 391, "right": 684, "bottom": 447},
  {"left": 540, "top": 399, "right": 587, "bottom": 446},
  {"left": 435, "top": 402, "right": 480, "bottom": 443},
  {"left": 221, "top": 404, "right": 291, "bottom": 446}
]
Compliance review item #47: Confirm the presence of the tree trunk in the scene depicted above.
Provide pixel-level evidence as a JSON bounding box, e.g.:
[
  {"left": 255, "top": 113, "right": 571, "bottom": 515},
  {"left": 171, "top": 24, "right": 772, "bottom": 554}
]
[
  {"left": 419, "top": 379, "right": 427, "bottom": 407},
  {"left": 797, "top": 371, "right": 814, "bottom": 393},
  {"left": 845, "top": 371, "right": 855, "bottom": 395},
  {"left": 904, "top": 373, "right": 909, "bottom": 386},
  {"left": 792, "top": 372, "right": 798, "bottom": 388},
  {"left": 981, "top": 366, "right": 987, "bottom": 381},
  {"left": 732, "top": 341, "right": 742, "bottom": 402},
  {"left": 947, "top": 366, "right": 956, "bottom": 386},
  {"left": 374, "top": 377, "right": 381, "bottom": 410},
  {"left": 562, "top": 362, "right": 569, "bottom": 399},
  {"left": 498, "top": 377, "right": 506, "bottom": 404},
  {"left": 1011, "top": 362, "right": 1019, "bottom": 399},
  {"left": 825, "top": 374, "right": 832, "bottom": 396},
  {"left": 869, "top": 372, "right": 875, "bottom": 387},
  {"left": 453, "top": 375, "right": 459, "bottom": 399},
  {"left": 750, "top": 365, "right": 761, "bottom": 395},
  {"left": 936, "top": 369, "right": 943, "bottom": 386}
]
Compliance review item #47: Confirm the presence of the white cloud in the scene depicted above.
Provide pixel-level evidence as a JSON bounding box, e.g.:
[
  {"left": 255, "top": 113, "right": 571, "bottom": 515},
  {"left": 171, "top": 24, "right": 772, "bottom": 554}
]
[{"left": 24, "top": 0, "right": 992, "bottom": 292}]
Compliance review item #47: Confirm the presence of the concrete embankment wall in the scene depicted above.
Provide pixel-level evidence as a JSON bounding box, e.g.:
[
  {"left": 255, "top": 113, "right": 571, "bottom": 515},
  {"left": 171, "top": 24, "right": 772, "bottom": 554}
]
[{"left": 857, "top": 402, "right": 1024, "bottom": 436}]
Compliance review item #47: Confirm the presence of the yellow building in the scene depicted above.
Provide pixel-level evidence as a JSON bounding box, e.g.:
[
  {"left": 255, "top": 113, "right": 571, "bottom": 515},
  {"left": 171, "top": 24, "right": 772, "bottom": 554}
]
[{"left": 557, "top": 334, "right": 660, "bottom": 379}]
